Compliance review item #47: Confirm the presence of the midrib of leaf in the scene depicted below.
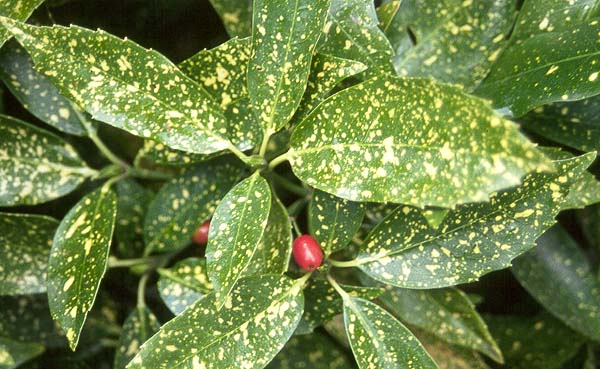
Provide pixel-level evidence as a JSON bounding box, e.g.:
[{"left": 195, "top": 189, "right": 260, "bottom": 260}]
[
  {"left": 482, "top": 49, "right": 600, "bottom": 87},
  {"left": 158, "top": 269, "right": 210, "bottom": 293},
  {"left": 70, "top": 187, "right": 111, "bottom": 335},
  {"left": 358, "top": 170, "right": 565, "bottom": 265},
  {"left": 1, "top": 155, "right": 94, "bottom": 176},
  {"left": 263, "top": 0, "right": 301, "bottom": 131},
  {"left": 393, "top": 1, "right": 464, "bottom": 69},
  {"left": 169, "top": 285, "right": 300, "bottom": 369},
  {"left": 345, "top": 298, "right": 389, "bottom": 364},
  {"left": 53, "top": 38, "right": 229, "bottom": 146}
]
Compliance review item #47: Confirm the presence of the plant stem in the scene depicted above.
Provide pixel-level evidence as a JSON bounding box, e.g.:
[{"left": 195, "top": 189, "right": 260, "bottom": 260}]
[
  {"left": 227, "top": 143, "right": 254, "bottom": 165},
  {"left": 127, "top": 167, "right": 172, "bottom": 180},
  {"left": 137, "top": 272, "right": 150, "bottom": 308},
  {"left": 270, "top": 172, "right": 308, "bottom": 196},
  {"left": 326, "top": 272, "right": 349, "bottom": 300},
  {"left": 258, "top": 128, "right": 274, "bottom": 157},
  {"left": 287, "top": 197, "right": 308, "bottom": 217},
  {"left": 108, "top": 256, "right": 154, "bottom": 268},
  {"left": 328, "top": 258, "right": 362, "bottom": 268},
  {"left": 290, "top": 217, "right": 302, "bottom": 237},
  {"left": 268, "top": 151, "right": 291, "bottom": 169}
]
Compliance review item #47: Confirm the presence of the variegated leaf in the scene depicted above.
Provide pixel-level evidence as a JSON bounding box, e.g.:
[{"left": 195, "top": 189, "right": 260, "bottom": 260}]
[
  {"left": 248, "top": 0, "right": 330, "bottom": 133},
  {"left": 206, "top": 172, "right": 271, "bottom": 308},
  {"left": 115, "top": 179, "right": 154, "bottom": 258},
  {"left": 0, "top": 0, "right": 44, "bottom": 47},
  {"left": 343, "top": 297, "right": 438, "bottom": 369},
  {"left": 289, "top": 76, "right": 552, "bottom": 207},
  {"left": 0, "top": 337, "right": 44, "bottom": 369},
  {"left": 355, "top": 152, "right": 594, "bottom": 288},
  {"left": 1, "top": 18, "right": 236, "bottom": 154},
  {"left": 0, "top": 213, "right": 58, "bottom": 295},
  {"left": 47, "top": 183, "right": 117, "bottom": 351},
  {"left": 113, "top": 307, "right": 160, "bottom": 369},
  {"left": 208, "top": 0, "right": 253, "bottom": 37},
  {"left": 0, "top": 114, "right": 95, "bottom": 206},
  {"left": 267, "top": 333, "right": 354, "bottom": 369},
  {"left": 376, "top": 1, "right": 401, "bottom": 32},
  {"left": 157, "top": 258, "right": 212, "bottom": 315},
  {"left": 144, "top": 158, "right": 244, "bottom": 254},
  {"left": 127, "top": 275, "right": 304, "bottom": 369}
]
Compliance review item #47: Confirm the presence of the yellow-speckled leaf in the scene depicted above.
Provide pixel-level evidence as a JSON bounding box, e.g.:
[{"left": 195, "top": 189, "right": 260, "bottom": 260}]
[
  {"left": 289, "top": 76, "right": 552, "bottom": 207},
  {"left": 296, "top": 279, "right": 383, "bottom": 335},
  {"left": 0, "top": 213, "right": 58, "bottom": 295},
  {"left": 511, "top": 0, "right": 600, "bottom": 42},
  {"left": 0, "top": 41, "right": 86, "bottom": 136},
  {"left": 293, "top": 53, "right": 366, "bottom": 122},
  {"left": 417, "top": 332, "right": 491, "bottom": 369},
  {"left": 127, "top": 274, "right": 304, "bottom": 369},
  {"left": 113, "top": 306, "right": 160, "bottom": 369},
  {"left": 0, "top": 114, "right": 95, "bottom": 206},
  {"left": 0, "top": 337, "right": 44, "bottom": 369},
  {"left": 157, "top": 258, "right": 213, "bottom": 315},
  {"left": 513, "top": 226, "right": 600, "bottom": 341},
  {"left": 0, "top": 18, "right": 236, "bottom": 155},
  {"left": 208, "top": 0, "right": 253, "bottom": 37},
  {"left": 387, "top": 0, "right": 516, "bottom": 90},
  {"left": 343, "top": 297, "right": 438, "bottom": 369},
  {"left": 380, "top": 287, "right": 502, "bottom": 363},
  {"left": 115, "top": 179, "right": 154, "bottom": 258},
  {"left": 0, "top": 0, "right": 43, "bottom": 47},
  {"left": 356, "top": 152, "right": 595, "bottom": 288},
  {"left": 266, "top": 333, "right": 354, "bottom": 369},
  {"left": 47, "top": 183, "right": 117, "bottom": 351},
  {"left": 319, "top": 0, "right": 395, "bottom": 79},
  {"left": 144, "top": 158, "right": 244, "bottom": 254},
  {"left": 206, "top": 172, "right": 271, "bottom": 308},
  {"left": 308, "top": 189, "right": 365, "bottom": 256},
  {"left": 476, "top": 19, "right": 600, "bottom": 117},
  {"left": 246, "top": 194, "right": 292, "bottom": 275},
  {"left": 248, "top": 0, "right": 330, "bottom": 133},
  {"left": 376, "top": 1, "right": 401, "bottom": 32}
]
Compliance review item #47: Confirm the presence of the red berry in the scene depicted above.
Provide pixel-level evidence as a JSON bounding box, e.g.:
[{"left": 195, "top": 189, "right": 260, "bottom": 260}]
[
  {"left": 292, "top": 235, "right": 323, "bottom": 271},
  {"left": 192, "top": 220, "right": 211, "bottom": 245}
]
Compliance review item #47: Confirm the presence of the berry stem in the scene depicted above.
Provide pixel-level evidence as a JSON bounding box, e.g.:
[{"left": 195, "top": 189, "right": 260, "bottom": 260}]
[{"left": 290, "top": 217, "right": 302, "bottom": 237}]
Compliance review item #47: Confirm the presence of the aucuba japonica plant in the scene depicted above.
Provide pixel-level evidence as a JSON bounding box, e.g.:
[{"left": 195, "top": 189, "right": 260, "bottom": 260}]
[{"left": 1, "top": 0, "right": 600, "bottom": 368}]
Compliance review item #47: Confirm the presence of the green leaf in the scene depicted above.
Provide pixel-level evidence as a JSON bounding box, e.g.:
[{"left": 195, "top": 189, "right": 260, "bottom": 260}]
[
  {"left": 206, "top": 171, "right": 271, "bottom": 308},
  {"left": 356, "top": 152, "right": 595, "bottom": 288},
  {"left": 1, "top": 19, "right": 235, "bottom": 155},
  {"left": 0, "top": 114, "right": 95, "bottom": 206},
  {"left": 510, "top": 0, "right": 600, "bottom": 41},
  {"left": 343, "top": 296, "right": 438, "bottom": 369},
  {"left": 379, "top": 287, "right": 502, "bottom": 363},
  {"left": 267, "top": 333, "right": 355, "bottom": 369},
  {"left": 0, "top": 337, "right": 44, "bottom": 369},
  {"left": 245, "top": 194, "right": 292, "bottom": 275},
  {"left": 386, "top": 0, "right": 516, "bottom": 89},
  {"left": 128, "top": 275, "right": 304, "bottom": 369},
  {"left": 475, "top": 19, "right": 600, "bottom": 117},
  {"left": 0, "top": 0, "right": 44, "bottom": 47},
  {"left": 0, "top": 294, "right": 64, "bottom": 347},
  {"left": 157, "top": 258, "right": 213, "bottom": 315},
  {"left": 416, "top": 332, "right": 491, "bottom": 369},
  {"left": 293, "top": 53, "right": 366, "bottom": 122},
  {"left": 47, "top": 183, "right": 117, "bottom": 351},
  {"left": 422, "top": 208, "right": 449, "bottom": 230},
  {"left": 0, "top": 41, "right": 86, "bottom": 136},
  {"left": 135, "top": 139, "right": 211, "bottom": 167},
  {"left": 512, "top": 225, "right": 600, "bottom": 341},
  {"left": 319, "top": 0, "right": 395, "bottom": 78},
  {"left": 113, "top": 307, "right": 160, "bottom": 369},
  {"left": 179, "top": 37, "right": 261, "bottom": 151},
  {"left": 296, "top": 279, "right": 383, "bottom": 335},
  {"left": 289, "top": 76, "right": 552, "bottom": 207},
  {"left": 248, "top": 0, "right": 330, "bottom": 132},
  {"left": 144, "top": 158, "right": 243, "bottom": 254},
  {"left": 521, "top": 96, "right": 600, "bottom": 152},
  {"left": 308, "top": 189, "right": 365, "bottom": 256},
  {"left": 0, "top": 213, "right": 58, "bottom": 295},
  {"left": 208, "top": 0, "right": 253, "bottom": 37},
  {"left": 485, "top": 312, "right": 586, "bottom": 369},
  {"left": 376, "top": 1, "right": 401, "bottom": 33},
  {"left": 115, "top": 179, "right": 154, "bottom": 258}
]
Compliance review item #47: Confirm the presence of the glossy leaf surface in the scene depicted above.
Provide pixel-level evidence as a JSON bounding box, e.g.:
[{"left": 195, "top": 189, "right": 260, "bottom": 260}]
[
  {"left": 208, "top": 0, "right": 253, "bottom": 37},
  {"left": 47, "top": 184, "right": 117, "bottom": 350},
  {"left": 128, "top": 275, "right": 304, "bottom": 369},
  {"left": 357, "top": 153, "right": 594, "bottom": 288},
  {"left": 0, "top": 115, "right": 93, "bottom": 206},
  {"left": 0, "top": 213, "right": 58, "bottom": 295},
  {"left": 0, "top": 0, "right": 43, "bottom": 47},
  {"left": 157, "top": 258, "right": 213, "bottom": 315},
  {"left": 206, "top": 172, "right": 271, "bottom": 307},
  {"left": 290, "top": 76, "right": 551, "bottom": 207},
  {"left": 113, "top": 307, "right": 160, "bottom": 369}
]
